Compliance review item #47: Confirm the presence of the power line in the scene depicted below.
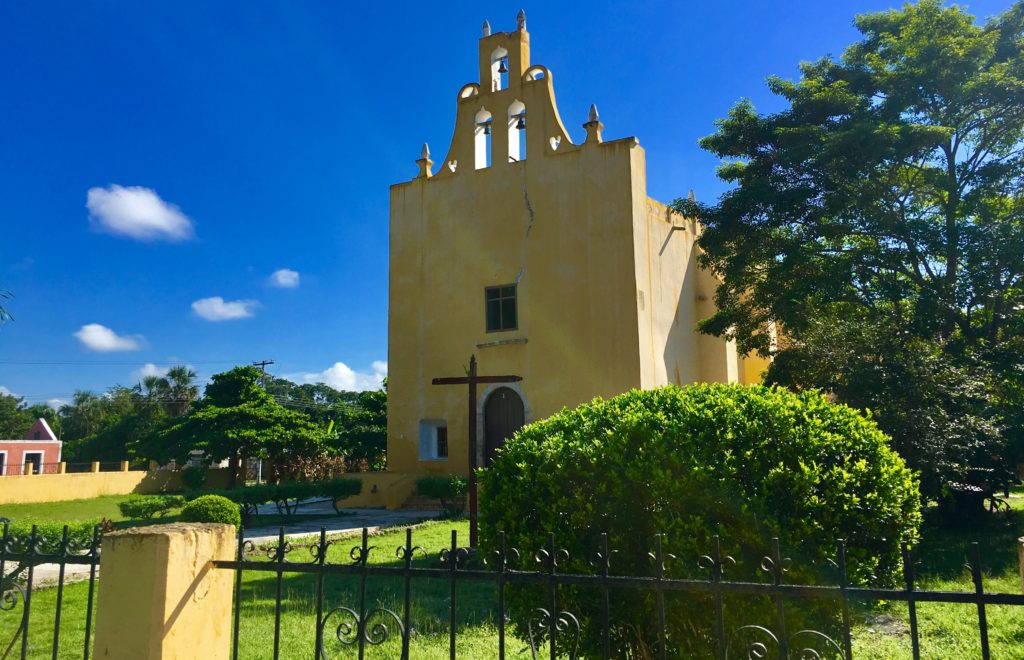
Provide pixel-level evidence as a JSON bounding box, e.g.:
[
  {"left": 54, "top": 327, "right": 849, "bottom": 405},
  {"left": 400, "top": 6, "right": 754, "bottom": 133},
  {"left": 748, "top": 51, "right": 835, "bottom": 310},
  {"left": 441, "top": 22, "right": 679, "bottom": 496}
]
[{"left": 0, "top": 359, "right": 248, "bottom": 366}]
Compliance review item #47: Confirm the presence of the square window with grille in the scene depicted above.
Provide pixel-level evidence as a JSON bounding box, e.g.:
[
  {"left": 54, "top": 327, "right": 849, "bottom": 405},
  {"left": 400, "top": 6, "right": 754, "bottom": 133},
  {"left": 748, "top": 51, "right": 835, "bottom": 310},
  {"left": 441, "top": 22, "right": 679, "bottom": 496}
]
[{"left": 485, "top": 284, "right": 517, "bottom": 332}]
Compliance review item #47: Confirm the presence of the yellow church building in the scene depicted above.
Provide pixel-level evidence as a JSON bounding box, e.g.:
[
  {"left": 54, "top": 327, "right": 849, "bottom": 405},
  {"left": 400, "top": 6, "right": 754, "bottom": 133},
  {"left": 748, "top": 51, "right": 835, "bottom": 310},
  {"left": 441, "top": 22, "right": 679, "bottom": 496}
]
[{"left": 374, "top": 12, "right": 766, "bottom": 507}]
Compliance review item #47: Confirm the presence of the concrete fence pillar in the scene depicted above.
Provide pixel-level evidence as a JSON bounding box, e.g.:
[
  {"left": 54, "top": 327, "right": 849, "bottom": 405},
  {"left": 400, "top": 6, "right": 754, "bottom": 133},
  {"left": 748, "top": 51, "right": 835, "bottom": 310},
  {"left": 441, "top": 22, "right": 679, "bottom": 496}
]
[
  {"left": 23, "top": 463, "right": 34, "bottom": 476},
  {"left": 90, "top": 461, "right": 100, "bottom": 473},
  {"left": 58, "top": 462, "right": 66, "bottom": 474},
  {"left": 120, "top": 460, "right": 130, "bottom": 472},
  {"left": 93, "top": 523, "right": 236, "bottom": 660}
]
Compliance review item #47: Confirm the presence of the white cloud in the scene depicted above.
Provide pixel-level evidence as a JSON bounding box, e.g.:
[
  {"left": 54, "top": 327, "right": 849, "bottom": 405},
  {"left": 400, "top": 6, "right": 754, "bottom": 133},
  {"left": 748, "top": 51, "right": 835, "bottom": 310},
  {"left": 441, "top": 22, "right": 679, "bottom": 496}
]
[
  {"left": 191, "top": 297, "right": 259, "bottom": 321},
  {"left": 47, "top": 398, "right": 67, "bottom": 410},
  {"left": 86, "top": 184, "right": 194, "bottom": 242},
  {"left": 0, "top": 385, "right": 15, "bottom": 397},
  {"left": 285, "top": 360, "right": 387, "bottom": 392},
  {"left": 73, "top": 323, "right": 143, "bottom": 352},
  {"left": 132, "top": 363, "right": 169, "bottom": 382},
  {"left": 268, "top": 268, "right": 300, "bottom": 288}
]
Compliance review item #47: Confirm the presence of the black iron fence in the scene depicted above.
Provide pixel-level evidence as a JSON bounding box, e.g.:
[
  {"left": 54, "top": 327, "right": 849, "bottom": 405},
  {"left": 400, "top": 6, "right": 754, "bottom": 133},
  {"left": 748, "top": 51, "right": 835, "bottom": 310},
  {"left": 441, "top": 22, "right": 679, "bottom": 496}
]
[
  {"left": 3, "top": 521, "right": 1023, "bottom": 658},
  {"left": 215, "top": 526, "right": 1024, "bottom": 660},
  {"left": 0, "top": 524, "right": 101, "bottom": 659}
]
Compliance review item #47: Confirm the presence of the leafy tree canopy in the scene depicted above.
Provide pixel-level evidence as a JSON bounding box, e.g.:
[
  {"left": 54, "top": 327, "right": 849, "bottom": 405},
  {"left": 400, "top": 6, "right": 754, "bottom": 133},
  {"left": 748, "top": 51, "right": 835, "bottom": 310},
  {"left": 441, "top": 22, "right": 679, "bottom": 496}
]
[{"left": 680, "top": 0, "right": 1024, "bottom": 497}]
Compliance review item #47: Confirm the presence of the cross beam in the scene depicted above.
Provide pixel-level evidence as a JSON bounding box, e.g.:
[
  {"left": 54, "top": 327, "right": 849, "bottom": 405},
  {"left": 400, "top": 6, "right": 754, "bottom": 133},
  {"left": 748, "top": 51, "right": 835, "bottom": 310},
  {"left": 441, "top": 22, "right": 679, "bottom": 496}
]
[{"left": 432, "top": 354, "right": 521, "bottom": 547}]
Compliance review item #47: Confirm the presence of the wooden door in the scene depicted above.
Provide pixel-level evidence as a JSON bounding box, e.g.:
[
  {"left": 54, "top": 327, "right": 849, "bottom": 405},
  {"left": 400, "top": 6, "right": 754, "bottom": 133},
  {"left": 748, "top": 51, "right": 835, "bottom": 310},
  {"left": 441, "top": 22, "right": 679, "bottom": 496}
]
[{"left": 484, "top": 387, "right": 524, "bottom": 466}]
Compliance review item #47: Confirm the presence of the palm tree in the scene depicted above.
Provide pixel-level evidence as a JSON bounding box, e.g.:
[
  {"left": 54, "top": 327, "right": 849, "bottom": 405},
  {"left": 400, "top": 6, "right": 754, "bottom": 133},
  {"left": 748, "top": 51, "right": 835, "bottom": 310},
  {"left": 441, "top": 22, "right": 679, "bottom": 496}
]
[
  {"left": 141, "top": 366, "right": 199, "bottom": 417},
  {"left": 166, "top": 366, "right": 199, "bottom": 416}
]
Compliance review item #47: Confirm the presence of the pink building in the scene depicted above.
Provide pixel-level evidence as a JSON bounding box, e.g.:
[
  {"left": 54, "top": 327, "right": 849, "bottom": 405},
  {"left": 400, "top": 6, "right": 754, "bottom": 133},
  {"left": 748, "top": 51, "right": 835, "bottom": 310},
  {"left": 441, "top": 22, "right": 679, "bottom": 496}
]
[{"left": 0, "top": 418, "right": 62, "bottom": 476}]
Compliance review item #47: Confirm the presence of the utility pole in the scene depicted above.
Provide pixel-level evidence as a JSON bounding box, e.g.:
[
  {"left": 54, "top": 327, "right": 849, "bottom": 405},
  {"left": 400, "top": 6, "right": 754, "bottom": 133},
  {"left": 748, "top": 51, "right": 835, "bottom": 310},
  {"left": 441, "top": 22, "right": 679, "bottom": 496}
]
[
  {"left": 251, "top": 359, "right": 274, "bottom": 484},
  {"left": 253, "top": 359, "right": 274, "bottom": 388}
]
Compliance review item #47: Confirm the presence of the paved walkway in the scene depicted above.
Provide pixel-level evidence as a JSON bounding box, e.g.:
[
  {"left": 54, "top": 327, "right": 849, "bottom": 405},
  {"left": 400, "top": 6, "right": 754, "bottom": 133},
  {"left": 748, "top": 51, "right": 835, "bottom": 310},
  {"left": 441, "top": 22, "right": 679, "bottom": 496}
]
[
  {"left": 244, "top": 502, "right": 436, "bottom": 544},
  {"left": 22, "top": 505, "right": 437, "bottom": 585}
]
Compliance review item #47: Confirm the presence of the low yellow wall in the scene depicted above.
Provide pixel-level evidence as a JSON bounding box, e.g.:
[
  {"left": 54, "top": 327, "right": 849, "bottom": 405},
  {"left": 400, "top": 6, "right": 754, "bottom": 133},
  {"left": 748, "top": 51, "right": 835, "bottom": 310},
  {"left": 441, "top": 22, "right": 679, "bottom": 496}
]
[
  {"left": 339, "top": 472, "right": 417, "bottom": 510},
  {"left": 0, "top": 470, "right": 176, "bottom": 504}
]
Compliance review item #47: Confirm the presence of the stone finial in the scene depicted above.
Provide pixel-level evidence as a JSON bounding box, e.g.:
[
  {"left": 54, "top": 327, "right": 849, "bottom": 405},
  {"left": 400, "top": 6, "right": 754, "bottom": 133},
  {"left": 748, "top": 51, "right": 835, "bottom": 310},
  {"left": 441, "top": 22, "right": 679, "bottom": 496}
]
[
  {"left": 516, "top": 9, "right": 526, "bottom": 31},
  {"left": 482, "top": 20, "right": 491, "bottom": 37},
  {"left": 416, "top": 143, "right": 434, "bottom": 179},
  {"left": 583, "top": 103, "right": 604, "bottom": 145}
]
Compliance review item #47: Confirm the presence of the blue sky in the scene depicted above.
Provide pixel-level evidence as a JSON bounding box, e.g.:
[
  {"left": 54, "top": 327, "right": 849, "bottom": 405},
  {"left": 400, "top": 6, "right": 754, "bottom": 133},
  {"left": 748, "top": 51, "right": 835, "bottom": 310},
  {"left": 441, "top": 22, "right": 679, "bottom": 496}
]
[{"left": 0, "top": 1, "right": 1012, "bottom": 405}]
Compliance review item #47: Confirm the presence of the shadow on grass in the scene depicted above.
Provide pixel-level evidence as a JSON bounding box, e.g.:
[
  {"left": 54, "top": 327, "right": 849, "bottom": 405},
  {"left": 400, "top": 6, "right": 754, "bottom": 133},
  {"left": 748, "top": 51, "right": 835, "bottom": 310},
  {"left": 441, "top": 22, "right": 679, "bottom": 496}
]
[{"left": 914, "top": 504, "right": 1024, "bottom": 581}]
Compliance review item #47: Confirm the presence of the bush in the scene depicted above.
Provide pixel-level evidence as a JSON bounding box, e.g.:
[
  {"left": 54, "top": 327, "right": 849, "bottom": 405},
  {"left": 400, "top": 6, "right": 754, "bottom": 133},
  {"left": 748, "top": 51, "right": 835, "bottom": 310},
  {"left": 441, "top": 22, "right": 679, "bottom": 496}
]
[
  {"left": 198, "top": 478, "right": 362, "bottom": 517},
  {"left": 479, "top": 384, "right": 921, "bottom": 657},
  {"left": 416, "top": 476, "right": 468, "bottom": 517},
  {"left": 2, "top": 520, "right": 99, "bottom": 551},
  {"left": 117, "top": 495, "right": 186, "bottom": 520},
  {"left": 179, "top": 495, "right": 241, "bottom": 527},
  {"left": 180, "top": 465, "right": 207, "bottom": 491}
]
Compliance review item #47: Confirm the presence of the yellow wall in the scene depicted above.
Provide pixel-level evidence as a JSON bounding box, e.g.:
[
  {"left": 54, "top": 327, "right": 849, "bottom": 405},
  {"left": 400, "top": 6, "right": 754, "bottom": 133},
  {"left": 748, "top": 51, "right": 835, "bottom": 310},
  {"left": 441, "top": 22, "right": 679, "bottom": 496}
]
[
  {"left": 386, "top": 18, "right": 760, "bottom": 484},
  {"left": 0, "top": 467, "right": 237, "bottom": 504}
]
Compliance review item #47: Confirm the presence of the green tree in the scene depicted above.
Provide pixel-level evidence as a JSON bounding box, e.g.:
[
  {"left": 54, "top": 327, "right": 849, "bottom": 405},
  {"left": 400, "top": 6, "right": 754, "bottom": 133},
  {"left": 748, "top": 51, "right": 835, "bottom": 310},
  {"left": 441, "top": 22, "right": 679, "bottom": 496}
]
[
  {"left": 264, "top": 375, "right": 387, "bottom": 469},
  {"left": 140, "top": 365, "right": 200, "bottom": 417},
  {"left": 60, "top": 387, "right": 164, "bottom": 462},
  {"left": 0, "top": 393, "right": 32, "bottom": 438},
  {"left": 155, "top": 366, "right": 331, "bottom": 486},
  {"left": 681, "top": 0, "right": 1024, "bottom": 497}
]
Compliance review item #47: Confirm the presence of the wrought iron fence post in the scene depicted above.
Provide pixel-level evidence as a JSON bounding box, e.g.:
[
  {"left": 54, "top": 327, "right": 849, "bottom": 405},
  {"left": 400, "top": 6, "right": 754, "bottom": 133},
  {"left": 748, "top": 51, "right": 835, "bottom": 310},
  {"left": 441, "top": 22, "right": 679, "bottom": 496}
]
[
  {"left": 272, "top": 528, "right": 286, "bottom": 660},
  {"left": 401, "top": 528, "right": 413, "bottom": 660},
  {"left": 901, "top": 541, "right": 920, "bottom": 660},
  {"left": 83, "top": 525, "right": 100, "bottom": 660},
  {"left": 357, "top": 527, "right": 369, "bottom": 660},
  {"left": 969, "top": 542, "right": 991, "bottom": 660},
  {"left": 600, "top": 533, "right": 611, "bottom": 660},
  {"left": 547, "top": 532, "right": 557, "bottom": 660},
  {"left": 497, "top": 531, "right": 508, "bottom": 660},
  {"left": 769, "top": 537, "right": 788, "bottom": 660},
  {"left": 836, "top": 540, "right": 852, "bottom": 660},
  {"left": 711, "top": 535, "right": 726, "bottom": 660},
  {"left": 21, "top": 524, "right": 37, "bottom": 660},
  {"left": 50, "top": 525, "right": 70, "bottom": 660},
  {"left": 448, "top": 529, "right": 458, "bottom": 660},
  {"left": 314, "top": 528, "right": 328, "bottom": 659},
  {"left": 654, "top": 534, "right": 667, "bottom": 660}
]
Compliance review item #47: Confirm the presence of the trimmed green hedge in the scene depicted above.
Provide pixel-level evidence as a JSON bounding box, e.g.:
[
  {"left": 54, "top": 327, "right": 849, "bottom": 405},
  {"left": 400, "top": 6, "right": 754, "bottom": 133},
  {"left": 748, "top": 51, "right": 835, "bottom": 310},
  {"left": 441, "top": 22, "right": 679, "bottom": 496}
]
[
  {"left": 118, "top": 495, "right": 186, "bottom": 520},
  {"left": 2, "top": 521, "right": 99, "bottom": 552},
  {"left": 179, "top": 495, "right": 241, "bottom": 526},
  {"left": 198, "top": 477, "right": 362, "bottom": 516},
  {"left": 479, "top": 384, "right": 922, "bottom": 657},
  {"left": 415, "top": 476, "right": 468, "bottom": 517}
]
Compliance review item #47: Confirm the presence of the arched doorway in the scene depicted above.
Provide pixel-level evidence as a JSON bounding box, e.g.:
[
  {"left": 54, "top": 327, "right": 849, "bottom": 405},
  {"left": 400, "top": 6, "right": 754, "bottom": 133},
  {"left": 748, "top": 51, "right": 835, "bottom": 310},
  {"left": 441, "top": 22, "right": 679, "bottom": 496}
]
[{"left": 484, "top": 387, "right": 525, "bottom": 466}]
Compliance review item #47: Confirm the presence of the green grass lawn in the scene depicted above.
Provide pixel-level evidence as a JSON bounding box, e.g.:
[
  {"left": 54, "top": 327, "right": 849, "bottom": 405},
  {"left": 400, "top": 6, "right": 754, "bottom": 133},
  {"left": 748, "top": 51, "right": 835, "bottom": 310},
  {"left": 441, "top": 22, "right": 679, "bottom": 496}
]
[{"left": 3, "top": 498, "right": 1024, "bottom": 658}]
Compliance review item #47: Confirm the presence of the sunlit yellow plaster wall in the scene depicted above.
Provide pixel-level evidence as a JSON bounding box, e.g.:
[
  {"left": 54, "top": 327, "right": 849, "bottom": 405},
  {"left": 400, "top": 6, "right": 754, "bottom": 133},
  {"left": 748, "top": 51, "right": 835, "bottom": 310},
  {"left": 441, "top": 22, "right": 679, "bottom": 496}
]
[{"left": 385, "top": 16, "right": 762, "bottom": 486}]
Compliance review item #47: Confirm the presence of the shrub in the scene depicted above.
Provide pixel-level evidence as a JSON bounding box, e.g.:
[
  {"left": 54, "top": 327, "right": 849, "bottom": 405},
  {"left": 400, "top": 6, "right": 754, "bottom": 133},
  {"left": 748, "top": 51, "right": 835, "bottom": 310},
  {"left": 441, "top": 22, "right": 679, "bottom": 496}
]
[
  {"left": 198, "top": 478, "right": 362, "bottom": 517},
  {"left": 321, "top": 477, "right": 363, "bottom": 513},
  {"left": 117, "top": 495, "right": 186, "bottom": 520},
  {"left": 179, "top": 495, "right": 241, "bottom": 527},
  {"left": 416, "top": 476, "right": 468, "bottom": 517},
  {"left": 180, "top": 465, "right": 207, "bottom": 491},
  {"left": 2, "top": 520, "right": 99, "bottom": 551},
  {"left": 478, "top": 384, "right": 921, "bottom": 657}
]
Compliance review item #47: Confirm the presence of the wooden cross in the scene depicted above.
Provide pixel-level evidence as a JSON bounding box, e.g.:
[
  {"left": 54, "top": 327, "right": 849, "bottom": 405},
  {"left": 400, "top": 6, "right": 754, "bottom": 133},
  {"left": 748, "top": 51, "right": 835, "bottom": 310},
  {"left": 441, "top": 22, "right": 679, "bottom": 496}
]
[{"left": 432, "top": 354, "right": 521, "bottom": 547}]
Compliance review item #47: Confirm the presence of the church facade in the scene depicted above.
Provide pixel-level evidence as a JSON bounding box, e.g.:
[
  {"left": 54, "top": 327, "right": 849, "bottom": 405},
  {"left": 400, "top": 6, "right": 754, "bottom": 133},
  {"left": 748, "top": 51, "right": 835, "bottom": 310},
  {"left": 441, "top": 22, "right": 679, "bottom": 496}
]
[{"left": 384, "top": 13, "right": 767, "bottom": 497}]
